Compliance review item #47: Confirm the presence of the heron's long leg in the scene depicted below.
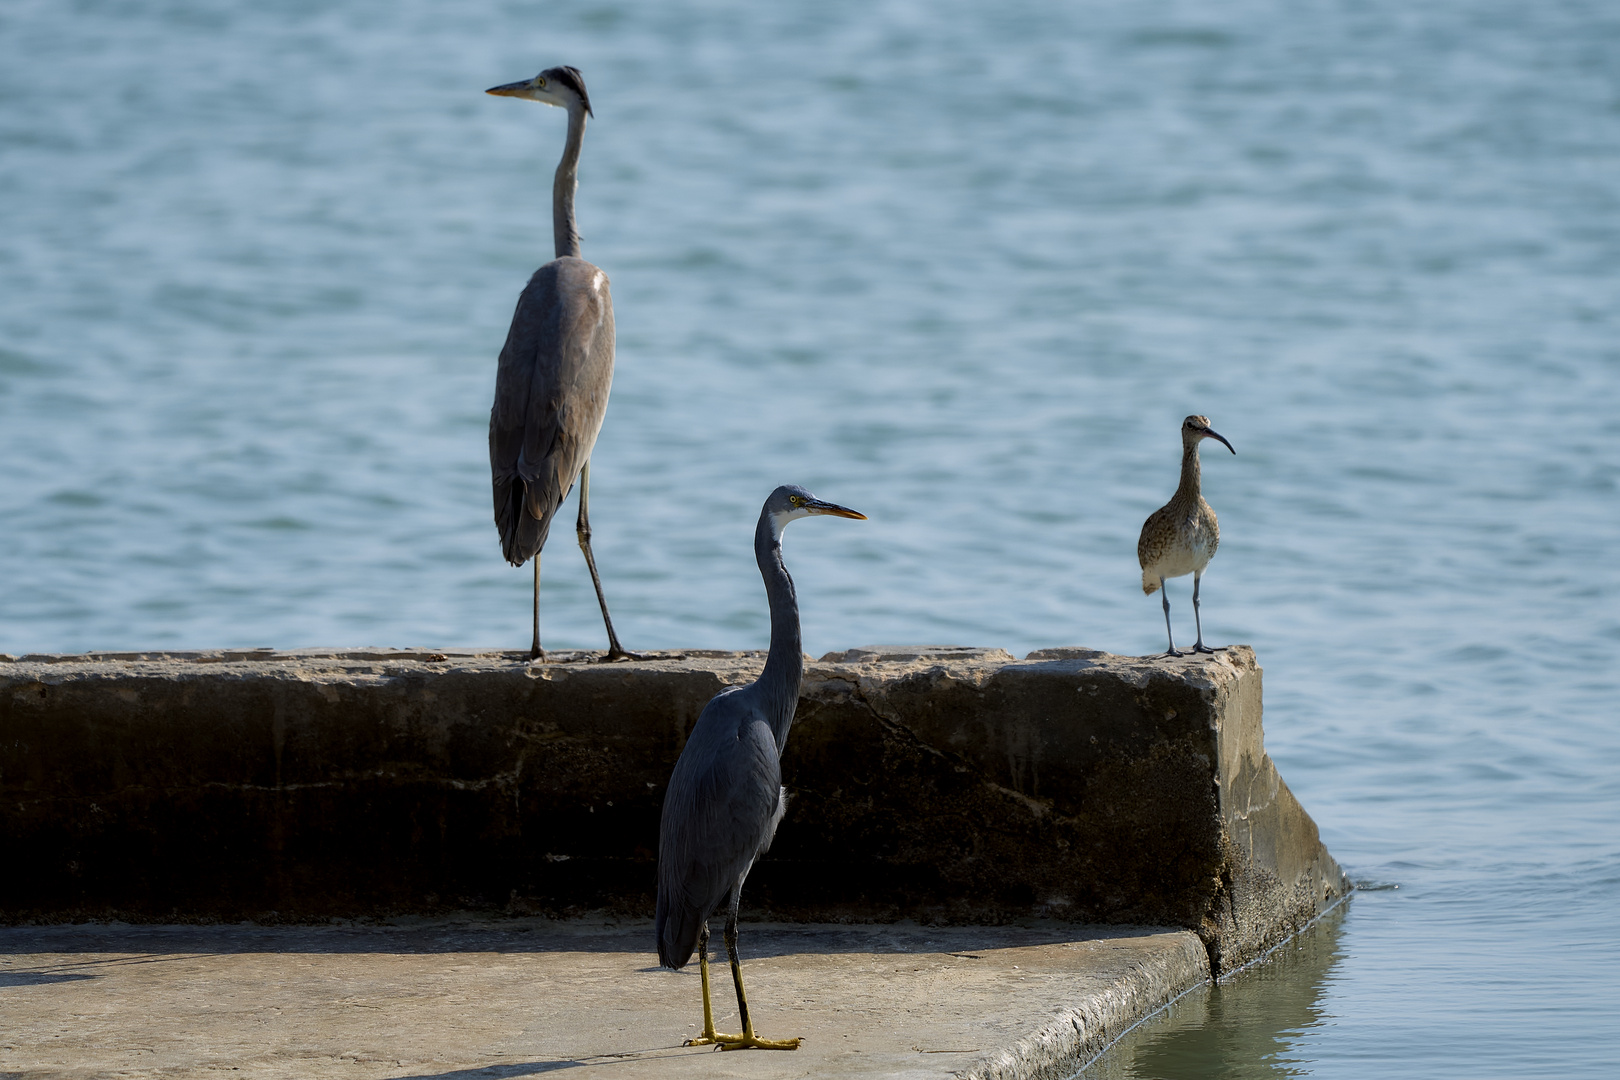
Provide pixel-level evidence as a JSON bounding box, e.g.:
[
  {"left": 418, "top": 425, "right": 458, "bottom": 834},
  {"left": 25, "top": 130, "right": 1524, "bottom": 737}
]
[
  {"left": 682, "top": 923, "right": 742, "bottom": 1047},
  {"left": 1160, "top": 577, "right": 1184, "bottom": 658},
  {"left": 714, "top": 887, "right": 799, "bottom": 1051},
  {"left": 529, "top": 556, "right": 544, "bottom": 662},
  {"left": 575, "top": 460, "right": 640, "bottom": 662},
  {"left": 1191, "top": 573, "right": 1213, "bottom": 653}
]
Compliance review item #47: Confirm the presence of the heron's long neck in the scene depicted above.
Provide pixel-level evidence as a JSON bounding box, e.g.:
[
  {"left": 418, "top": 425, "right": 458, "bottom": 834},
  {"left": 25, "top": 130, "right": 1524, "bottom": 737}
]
[
  {"left": 754, "top": 514, "right": 803, "bottom": 753},
  {"left": 1173, "top": 439, "right": 1203, "bottom": 503},
  {"left": 552, "top": 104, "right": 586, "bottom": 259}
]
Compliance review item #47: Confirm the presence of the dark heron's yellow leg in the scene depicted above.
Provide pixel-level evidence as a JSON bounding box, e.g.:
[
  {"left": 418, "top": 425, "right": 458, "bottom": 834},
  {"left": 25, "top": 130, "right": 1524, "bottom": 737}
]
[
  {"left": 715, "top": 906, "right": 799, "bottom": 1051},
  {"left": 683, "top": 924, "right": 742, "bottom": 1047}
]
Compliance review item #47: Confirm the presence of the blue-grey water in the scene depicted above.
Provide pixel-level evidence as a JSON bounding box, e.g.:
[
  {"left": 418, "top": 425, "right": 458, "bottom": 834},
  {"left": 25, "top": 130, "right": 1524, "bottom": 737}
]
[{"left": 2, "top": 1, "right": 1616, "bottom": 1076}]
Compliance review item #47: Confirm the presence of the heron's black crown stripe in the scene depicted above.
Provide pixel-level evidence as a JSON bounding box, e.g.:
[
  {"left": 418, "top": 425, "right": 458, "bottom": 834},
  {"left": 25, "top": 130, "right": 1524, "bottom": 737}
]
[{"left": 550, "top": 65, "right": 592, "bottom": 116}]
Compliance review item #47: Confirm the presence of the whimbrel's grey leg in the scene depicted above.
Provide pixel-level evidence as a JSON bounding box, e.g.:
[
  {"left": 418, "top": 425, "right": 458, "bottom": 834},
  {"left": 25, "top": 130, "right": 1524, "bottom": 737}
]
[
  {"left": 529, "top": 556, "right": 544, "bottom": 662},
  {"left": 1160, "top": 578, "right": 1184, "bottom": 658},
  {"left": 575, "top": 460, "right": 641, "bottom": 662},
  {"left": 1191, "top": 573, "right": 1214, "bottom": 653}
]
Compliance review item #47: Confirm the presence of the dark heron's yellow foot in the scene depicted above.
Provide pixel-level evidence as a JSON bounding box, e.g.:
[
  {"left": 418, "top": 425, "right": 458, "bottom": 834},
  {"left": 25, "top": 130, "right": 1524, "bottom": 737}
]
[
  {"left": 683, "top": 1030, "right": 743, "bottom": 1047},
  {"left": 716, "top": 1034, "right": 801, "bottom": 1051},
  {"left": 599, "top": 648, "right": 645, "bottom": 663}
]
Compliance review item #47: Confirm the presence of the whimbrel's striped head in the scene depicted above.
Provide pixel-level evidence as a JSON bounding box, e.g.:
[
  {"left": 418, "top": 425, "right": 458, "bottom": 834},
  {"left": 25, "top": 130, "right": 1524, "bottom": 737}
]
[{"left": 1182, "top": 415, "right": 1235, "bottom": 454}]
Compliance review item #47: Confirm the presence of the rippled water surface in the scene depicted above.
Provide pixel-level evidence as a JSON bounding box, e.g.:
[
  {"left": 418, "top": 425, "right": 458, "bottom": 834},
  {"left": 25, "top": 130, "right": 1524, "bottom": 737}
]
[{"left": 2, "top": 1, "right": 1617, "bottom": 1075}]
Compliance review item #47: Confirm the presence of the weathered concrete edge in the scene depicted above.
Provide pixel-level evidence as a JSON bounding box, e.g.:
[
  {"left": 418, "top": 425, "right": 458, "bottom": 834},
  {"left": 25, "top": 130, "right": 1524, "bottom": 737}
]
[
  {"left": 960, "top": 930, "right": 1210, "bottom": 1080},
  {"left": 1212, "top": 887, "right": 1353, "bottom": 986},
  {"left": 964, "top": 884, "right": 1357, "bottom": 1080}
]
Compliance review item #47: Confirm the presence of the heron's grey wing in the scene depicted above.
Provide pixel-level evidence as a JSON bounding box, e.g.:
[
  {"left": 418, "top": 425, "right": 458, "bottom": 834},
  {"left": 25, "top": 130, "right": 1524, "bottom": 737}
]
[
  {"left": 489, "top": 257, "right": 616, "bottom": 565},
  {"left": 520, "top": 258, "right": 615, "bottom": 519},
  {"left": 655, "top": 688, "right": 784, "bottom": 968},
  {"left": 490, "top": 269, "right": 554, "bottom": 564}
]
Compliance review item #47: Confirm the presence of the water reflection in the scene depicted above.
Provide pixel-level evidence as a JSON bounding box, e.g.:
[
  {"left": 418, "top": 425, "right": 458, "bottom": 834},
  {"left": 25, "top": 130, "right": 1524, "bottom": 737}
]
[{"left": 1080, "top": 906, "right": 1347, "bottom": 1080}]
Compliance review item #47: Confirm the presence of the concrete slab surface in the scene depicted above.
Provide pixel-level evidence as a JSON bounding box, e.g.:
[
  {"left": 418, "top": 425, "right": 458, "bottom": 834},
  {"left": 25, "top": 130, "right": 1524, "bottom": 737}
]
[{"left": 0, "top": 918, "right": 1209, "bottom": 1080}]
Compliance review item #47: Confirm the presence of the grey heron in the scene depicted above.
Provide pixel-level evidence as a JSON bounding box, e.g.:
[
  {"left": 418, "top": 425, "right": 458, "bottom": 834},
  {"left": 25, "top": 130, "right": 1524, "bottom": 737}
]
[
  {"left": 1137, "top": 415, "right": 1235, "bottom": 656},
  {"left": 655, "top": 485, "right": 866, "bottom": 1051},
  {"left": 487, "top": 65, "right": 632, "bottom": 661}
]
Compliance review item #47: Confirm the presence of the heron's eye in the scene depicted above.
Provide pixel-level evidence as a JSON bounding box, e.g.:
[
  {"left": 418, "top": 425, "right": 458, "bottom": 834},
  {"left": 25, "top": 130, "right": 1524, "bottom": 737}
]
[
  {"left": 536, "top": 77, "right": 548, "bottom": 89},
  {"left": 789, "top": 496, "right": 804, "bottom": 507}
]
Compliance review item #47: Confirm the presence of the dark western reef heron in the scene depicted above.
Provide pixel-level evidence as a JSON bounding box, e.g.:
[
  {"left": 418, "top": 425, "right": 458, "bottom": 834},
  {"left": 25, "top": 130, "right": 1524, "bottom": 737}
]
[
  {"left": 1137, "top": 415, "right": 1235, "bottom": 656},
  {"left": 656, "top": 485, "right": 866, "bottom": 1051},
  {"left": 486, "top": 65, "right": 633, "bottom": 661}
]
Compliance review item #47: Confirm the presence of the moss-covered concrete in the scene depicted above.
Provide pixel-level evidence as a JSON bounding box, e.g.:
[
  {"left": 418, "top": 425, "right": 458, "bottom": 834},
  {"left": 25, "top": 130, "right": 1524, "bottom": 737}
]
[{"left": 0, "top": 645, "right": 1345, "bottom": 974}]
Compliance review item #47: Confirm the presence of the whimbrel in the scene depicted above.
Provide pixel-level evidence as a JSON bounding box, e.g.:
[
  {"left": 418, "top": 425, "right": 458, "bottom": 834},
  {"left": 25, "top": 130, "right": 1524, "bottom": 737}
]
[{"left": 1137, "top": 415, "right": 1236, "bottom": 657}]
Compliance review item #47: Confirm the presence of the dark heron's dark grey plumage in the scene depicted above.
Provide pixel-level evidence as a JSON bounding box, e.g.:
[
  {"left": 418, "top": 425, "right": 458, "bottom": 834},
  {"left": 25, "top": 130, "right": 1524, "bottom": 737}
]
[
  {"left": 656, "top": 485, "right": 865, "bottom": 1051},
  {"left": 486, "top": 65, "right": 631, "bottom": 661}
]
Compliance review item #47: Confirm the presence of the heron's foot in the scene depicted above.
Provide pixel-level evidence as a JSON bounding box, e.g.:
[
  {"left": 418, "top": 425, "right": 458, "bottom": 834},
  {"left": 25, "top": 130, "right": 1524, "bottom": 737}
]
[
  {"left": 528, "top": 647, "right": 547, "bottom": 663},
  {"left": 716, "top": 1033, "right": 801, "bottom": 1052},
  {"left": 683, "top": 1030, "right": 744, "bottom": 1047},
  {"left": 599, "top": 647, "right": 645, "bottom": 663},
  {"left": 1191, "top": 643, "right": 1215, "bottom": 654},
  {"left": 1160, "top": 648, "right": 1185, "bottom": 659}
]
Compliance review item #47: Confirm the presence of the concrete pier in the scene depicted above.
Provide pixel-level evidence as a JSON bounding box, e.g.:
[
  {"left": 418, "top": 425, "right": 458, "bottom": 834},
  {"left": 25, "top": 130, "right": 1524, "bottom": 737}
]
[
  {"left": 2, "top": 644, "right": 1346, "bottom": 1077},
  {"left": 0, "top": 918, "right": 1212, "bottom": 1080}
]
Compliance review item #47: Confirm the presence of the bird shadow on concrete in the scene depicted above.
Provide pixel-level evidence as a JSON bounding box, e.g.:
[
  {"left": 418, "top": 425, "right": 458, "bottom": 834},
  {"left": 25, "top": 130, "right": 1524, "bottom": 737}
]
[
  {"left": 0, "top": 969, "right": 97, "bottom": 987},
  {"left": 386, "top": 1064, "right": 597, "bottom": 1079},
  {"left": 387, "top": 1046, "right": 705, "bottom": 1079},
  {"left": 0, "top": 920, "right": 1169, "bottom": 961},
  {"left": 387, "top": 1065, "right": 597, "bottom": 1079}
]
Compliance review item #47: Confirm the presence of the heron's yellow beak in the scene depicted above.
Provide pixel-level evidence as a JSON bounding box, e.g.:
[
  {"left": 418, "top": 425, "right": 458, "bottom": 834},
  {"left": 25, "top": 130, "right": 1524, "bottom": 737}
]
[
  {"left": 486, "top": 80, "right": 532, "bottom": 98},
  {"left": 807, "top": 500, "right": 866, "bottom": 520}
]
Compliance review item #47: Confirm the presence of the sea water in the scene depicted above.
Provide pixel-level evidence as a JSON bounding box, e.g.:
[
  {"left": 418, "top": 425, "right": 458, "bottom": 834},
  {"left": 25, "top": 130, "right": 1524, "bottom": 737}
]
[{"left": 2, "top": 2, "right": 1616, "bottom": 1076}]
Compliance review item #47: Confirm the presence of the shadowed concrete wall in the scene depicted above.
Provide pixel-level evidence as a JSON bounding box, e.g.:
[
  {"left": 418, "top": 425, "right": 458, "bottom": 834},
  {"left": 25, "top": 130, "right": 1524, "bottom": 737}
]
[{"left": 0, "top": 645, "right": 1345, "bottom": 974}]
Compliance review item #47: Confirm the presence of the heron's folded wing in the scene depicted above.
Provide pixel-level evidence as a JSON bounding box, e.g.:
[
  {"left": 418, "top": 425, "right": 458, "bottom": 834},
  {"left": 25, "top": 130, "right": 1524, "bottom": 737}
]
[
  {"left": 519, "top": 262, "right": 614, "bottom": 508},
  {"left": 489, "top": 276, "right": 551, "bottom": 561},
  {"left": 657, "top": 693, "right": 783, "bottom": 917},
  {"left": 488, "top": 259, "right": 615, "bottom": 562},
  {"left": 489, "top": 274, "right": 547, "bottom": 481}
]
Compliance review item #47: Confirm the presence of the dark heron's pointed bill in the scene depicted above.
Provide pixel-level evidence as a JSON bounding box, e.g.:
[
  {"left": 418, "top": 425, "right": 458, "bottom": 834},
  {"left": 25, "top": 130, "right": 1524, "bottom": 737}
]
[
  {"left": 1205, "top": 429, "right": 1236, "bottom": 455},
  {"left": 806, "top": 499, "right": 866, "bottom": 520},
  {"left": 486, "top": 81, "right": 531, "bottom": 97}
]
